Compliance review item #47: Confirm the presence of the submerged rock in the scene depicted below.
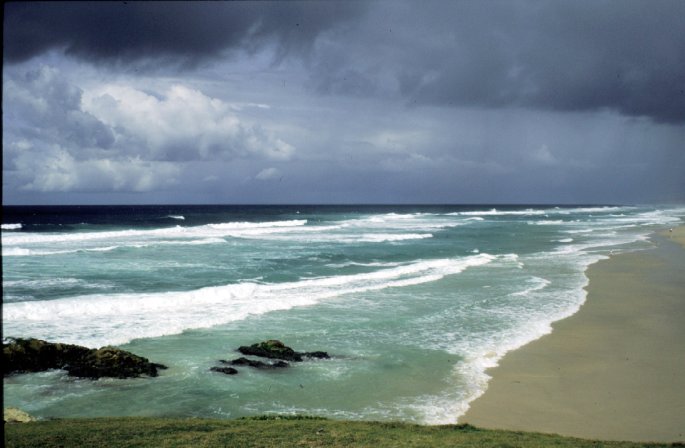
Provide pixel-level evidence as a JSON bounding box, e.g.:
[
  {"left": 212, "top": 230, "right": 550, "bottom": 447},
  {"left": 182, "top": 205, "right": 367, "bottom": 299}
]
[
  {"left": 237, "top": 340, "right": 330, "bottom": 362},
  {"left": 210, "top": 366, "right": 239, "bottom": 375},
  {"left": 302, "top": 351, "right": 330, "bottom": 360},
  {"left": 3, "top": 338, "right": 167, "bottom": 379},
  {"left": 223, "top": 357, "right": 289, "bottom": 369}
]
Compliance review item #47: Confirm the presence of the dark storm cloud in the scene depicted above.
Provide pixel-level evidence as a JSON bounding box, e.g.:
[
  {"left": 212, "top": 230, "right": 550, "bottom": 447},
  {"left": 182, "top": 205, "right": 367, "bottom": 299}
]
[
  {"left": 402, "top": 0, "right": 685, "bottom": 123},
  {"left": 3, "top": 1, "right": 364, "bottom": 66},
  {"left": 311, "top": 0, "right": 685, "bottom": 123},
  {"left": 5, "top": 1, "right": 683, "bottom": 122}
]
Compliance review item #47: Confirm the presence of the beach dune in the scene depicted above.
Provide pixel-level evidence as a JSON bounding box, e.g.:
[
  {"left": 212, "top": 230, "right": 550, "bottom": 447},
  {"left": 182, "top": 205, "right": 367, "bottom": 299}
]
[{"left": 462, "top": 229, "right": 685, "bottom": 443}]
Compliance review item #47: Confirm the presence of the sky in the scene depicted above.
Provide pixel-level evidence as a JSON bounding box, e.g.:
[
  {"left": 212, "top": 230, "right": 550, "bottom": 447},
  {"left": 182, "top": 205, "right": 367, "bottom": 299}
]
[{"left": 3, "top": 0, "right": 684, "bottom": 205}]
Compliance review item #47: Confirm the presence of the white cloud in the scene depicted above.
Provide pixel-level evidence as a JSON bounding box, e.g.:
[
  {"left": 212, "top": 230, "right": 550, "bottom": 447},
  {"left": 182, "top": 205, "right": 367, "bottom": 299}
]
[
  {"left": 532, "top": 144, "right": 557, "bottom": 165},
  {"left": 255, "top": 167, "right": 281, "bottom": 180},
  {"left": 12, "top": 143, "right": 179, "bottom": 192},
  {"left": 83, "top": 84, "right": 294, "bottom": 161},
  {"left": 3, "top": 64, "right": 294, "bottom": 195}
]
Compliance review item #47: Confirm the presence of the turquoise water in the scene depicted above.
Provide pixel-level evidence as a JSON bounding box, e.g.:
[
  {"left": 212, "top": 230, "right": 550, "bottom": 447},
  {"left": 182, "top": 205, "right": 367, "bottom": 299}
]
[{"left": 3, "top": 205, "right": 684, "bottom": 423}]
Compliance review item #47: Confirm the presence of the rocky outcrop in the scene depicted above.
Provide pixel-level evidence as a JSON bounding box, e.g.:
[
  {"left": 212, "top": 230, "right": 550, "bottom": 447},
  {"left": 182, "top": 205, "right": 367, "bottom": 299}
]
[
  {"left": 63, "top": 346, "right": 167, "bottom": 379},
  {"left": 3, "top": 338, "right": 167, "bottom": 379},
  {"left": 237, "top": 340, "right": 330, "bottom": 362},
  {"left": 212, "top": 340, "right": 329, "bottom": 375},
  {"left": 238, "top": 339, "right": 302, "bottom": 361}
]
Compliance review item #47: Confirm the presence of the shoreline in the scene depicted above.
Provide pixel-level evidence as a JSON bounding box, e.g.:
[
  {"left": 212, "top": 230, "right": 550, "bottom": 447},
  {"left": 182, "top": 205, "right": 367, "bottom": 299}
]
[{"left": 461, "top": 226, "right": 685, "bottom": 442}]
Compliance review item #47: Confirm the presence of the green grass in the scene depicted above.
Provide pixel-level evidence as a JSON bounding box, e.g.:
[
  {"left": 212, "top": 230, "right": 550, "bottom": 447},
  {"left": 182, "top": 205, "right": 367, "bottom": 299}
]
[{"left": 4, "top": 416, "right": 680, "bottom": 448}]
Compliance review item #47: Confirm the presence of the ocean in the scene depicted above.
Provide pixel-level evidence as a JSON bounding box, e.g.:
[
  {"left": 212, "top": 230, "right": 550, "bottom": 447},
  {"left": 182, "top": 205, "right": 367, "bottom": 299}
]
[{"left": 3, "top": 204, "right": 684, "bottom": 423}]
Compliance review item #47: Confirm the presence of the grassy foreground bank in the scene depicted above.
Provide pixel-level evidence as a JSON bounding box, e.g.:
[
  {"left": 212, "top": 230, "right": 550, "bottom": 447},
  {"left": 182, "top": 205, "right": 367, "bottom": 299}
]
[{"left": 4, "top": 416, "right": 679, "bottom": 448}]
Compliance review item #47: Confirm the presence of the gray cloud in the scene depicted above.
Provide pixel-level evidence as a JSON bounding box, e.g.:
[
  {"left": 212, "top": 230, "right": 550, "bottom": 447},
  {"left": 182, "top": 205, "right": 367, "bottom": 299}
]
[{"left": 3, "top": 65, "right": 115, "bottom": 160}]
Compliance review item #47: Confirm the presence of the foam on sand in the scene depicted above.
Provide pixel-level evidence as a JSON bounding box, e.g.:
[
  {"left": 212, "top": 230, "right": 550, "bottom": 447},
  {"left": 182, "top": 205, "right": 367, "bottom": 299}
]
[{"left": 461, "top": 235, "right": 685, "bottom": 442}]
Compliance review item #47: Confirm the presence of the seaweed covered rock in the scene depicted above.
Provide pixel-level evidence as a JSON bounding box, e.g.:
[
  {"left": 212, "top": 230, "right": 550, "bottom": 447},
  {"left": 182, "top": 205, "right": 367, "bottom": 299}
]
[
  {"left": 64, "top": 346, "right": 167, "bottom": 379},
  {"left": 237, "top": 340, "right": 330, "bottom": 362},
  {"left": 3, "top": 338, "right": 91, "bottom": 374},
  {"left": 3, "top": 338, "right": 167, "bottom": 379}
]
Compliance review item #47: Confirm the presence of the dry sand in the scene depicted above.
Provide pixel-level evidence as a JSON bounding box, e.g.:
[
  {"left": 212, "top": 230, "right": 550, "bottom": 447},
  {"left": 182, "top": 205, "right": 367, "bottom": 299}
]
[{"left": 462, "top": 226, "right": 685, "bottom": 443}]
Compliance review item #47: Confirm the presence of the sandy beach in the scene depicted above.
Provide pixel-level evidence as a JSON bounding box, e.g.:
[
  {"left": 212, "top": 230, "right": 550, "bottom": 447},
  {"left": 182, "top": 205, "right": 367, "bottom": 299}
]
[{"left": 462, "top": 226, "right": 685, "bottom": 442}]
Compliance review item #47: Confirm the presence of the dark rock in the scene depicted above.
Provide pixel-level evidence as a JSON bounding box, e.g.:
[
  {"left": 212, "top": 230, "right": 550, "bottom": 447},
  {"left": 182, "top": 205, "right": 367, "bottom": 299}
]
[
  {"left": 302, "top": 351, "right": 330, "bottom": 360},
  {"left": 3, "top": 338, "right": 167, "bottom": 379},
  {"left": 210, "top": 366, "right": 238, "bottom": 375},
  {"left": 223, "top": 357, "right": 289, "bottom": 369},
  {"left": 238, "top": 339, "right": 303, "bottom": 362},
  {"left": 3, "top": 338, "right": 90, "bottom": 375},
  {"left": 237, "top": 340, "right": 329, "bottom": 362}
]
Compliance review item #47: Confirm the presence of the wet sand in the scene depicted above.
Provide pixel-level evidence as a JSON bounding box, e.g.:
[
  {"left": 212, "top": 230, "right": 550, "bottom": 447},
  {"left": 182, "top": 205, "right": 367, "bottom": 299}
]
[{"left": 462, "top": 226, "right": 685, "bottom": 442}]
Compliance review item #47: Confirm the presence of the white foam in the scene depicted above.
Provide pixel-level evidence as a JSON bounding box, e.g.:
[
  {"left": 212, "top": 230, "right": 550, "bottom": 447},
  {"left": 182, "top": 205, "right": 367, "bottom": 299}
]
[
  {"left": 402, "top": 271, "right": 580, "bottom": 424},
  {"left": 207, "top": 219, "right": 307, "bottom": 231},
  {"left": 4, "top": 277, "right": 114, "bottom": 291},
  {"left": 2, "top": 237, "right": 230, "bottom": 256},
  {"left": 452, "top": 270, "right": 597, "bottom": 423},
  {"left": 359, "top": 233, "right": 433, "bottom": 242},
  {"left": 242, "top": 232, "right": 433, "bottom": 243},
  {"left": 168, "top": 215, "right": 185, "bottom": 220},
  {"left": 0, "top": 215, "right": 439, "bottom": 256},
  {"left": 3, "top": 254, "right": 496, "bottom": 348},
  {"left": 531, "top": 220, "right": 565, "bottom": 225},
  {"left": 2, "top": 223, "right": 22, "bottom": 230},
  {"left": 3, "top": 247, "right": 33, "bottom": 256},
  {"left": 563, "top": 228, "right": 594, "bottom": 234},
  {"left": 1, "top": 219, "right": 308, "bottom": 246},
  {"left": 325, "top": 261, "right": 405, "bottom": 269},
  {"left": 2, "top": 245, "right": 123, "bottom": 256},
  {"left": 510, "top": 276, "right": 551, "bottom": 297},
  {"left": 456, "top": 208, "right": 546, "bottom": 216},
  {"left": 342, "top": 214, "right": 464, "bottom": 231},
  {"left": 551, "top": 206, "right": 629, "bottom": 215},
  {"left": 454, "top": 206, "right": 635, "bottom": 219}
]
